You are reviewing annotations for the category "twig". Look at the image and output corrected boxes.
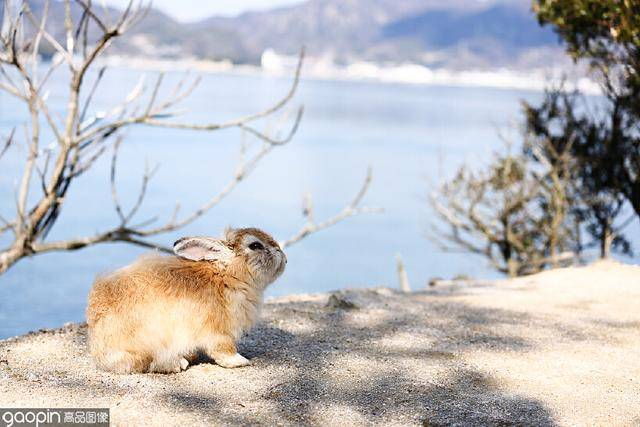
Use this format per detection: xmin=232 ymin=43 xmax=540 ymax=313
xmin=0 ymin=128 xmax=15 ymax=160
xmin=74 ymin=0 xmax=107 ymax=33
xmin=110 ymin=136 xmax=126 ymax=223
xmin=131 ymin=141 xmax=276 ymax=236
xmin=280 ymin=167 xmax=382 ymax=248
xmin=0 ymin=214 xmax=16 ymax=235
xmin=79 ymin=67 xmax=106 ymax=124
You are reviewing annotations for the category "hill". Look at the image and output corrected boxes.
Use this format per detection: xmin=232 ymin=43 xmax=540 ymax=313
xmin=1 ymin=0 xmax=564 ymax=69
xmin=196 ymin=0 xmax=563 ymax=68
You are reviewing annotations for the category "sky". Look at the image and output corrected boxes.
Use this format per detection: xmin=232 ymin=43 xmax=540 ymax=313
xmin=103 ymin=0 xmax=306 ymax=21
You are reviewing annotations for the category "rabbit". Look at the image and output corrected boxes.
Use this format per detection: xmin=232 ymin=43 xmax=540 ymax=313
xmin=86 ymin=227 xmax=286 ymax=374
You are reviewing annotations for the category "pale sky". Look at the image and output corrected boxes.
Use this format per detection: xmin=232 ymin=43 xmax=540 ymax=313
xmin=103 ymin=0 xmax=306 ymax=21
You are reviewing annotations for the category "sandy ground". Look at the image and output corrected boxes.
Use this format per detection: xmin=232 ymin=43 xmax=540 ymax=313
xmin=1 ymin=260 xmax=639 ymax=426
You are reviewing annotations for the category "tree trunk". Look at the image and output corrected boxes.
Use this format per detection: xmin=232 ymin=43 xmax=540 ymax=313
xmin=600 ymin=223 xmax=613 ymax=259
xmin=573 ymin=216 xmax=583 ymax=262
xmin=507 ymin=258 xmax=518 ymax=278
xmin=549 ymin=240 xmax=558 ymax=268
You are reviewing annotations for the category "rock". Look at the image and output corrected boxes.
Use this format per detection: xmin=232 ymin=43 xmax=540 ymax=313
xmin=326 ymin=293 xmax=358 ymax=310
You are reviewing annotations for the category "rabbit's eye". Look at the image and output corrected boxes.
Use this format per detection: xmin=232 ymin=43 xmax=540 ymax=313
xmin=249 ymin=241 xmax=265 ymax=251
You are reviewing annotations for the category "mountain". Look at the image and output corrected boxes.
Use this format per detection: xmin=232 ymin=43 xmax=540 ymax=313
xmin=384 ymin=3 xmax=555 ymax=50
xmin=195 ymin=0 xmax=563 ymax=68
xmin=1 ymin=0 xmax=564 ymax=69
xmin=196 ymin=0 xmax=484 ymax=62
xmin=379 ymin=2 xmax=561 ymax=67
xmin=0 ymin=0 xmax=251 ymax=62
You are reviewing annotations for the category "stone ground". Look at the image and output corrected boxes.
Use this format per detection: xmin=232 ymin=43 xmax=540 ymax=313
xmin=1 ymin=260 xmax=639 ymax=426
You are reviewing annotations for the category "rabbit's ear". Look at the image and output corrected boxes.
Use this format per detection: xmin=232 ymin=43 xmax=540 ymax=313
xmin=173 ymin=237 xmax=234 ymax=263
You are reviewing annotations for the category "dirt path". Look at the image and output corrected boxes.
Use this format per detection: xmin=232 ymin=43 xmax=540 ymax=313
xmin=1 ymin=260 xmax=639 ymax=426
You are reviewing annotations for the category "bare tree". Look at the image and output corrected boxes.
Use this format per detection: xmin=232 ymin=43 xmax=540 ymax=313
xmin=0 ymin=0 xmax=378 ymax=274
xmin=524 ymin=132 xmax=577 ymax=267
xmin=429 ymin=143 xmax=575 ymax=277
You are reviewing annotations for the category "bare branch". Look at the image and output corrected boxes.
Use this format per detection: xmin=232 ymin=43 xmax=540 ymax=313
xmin=16 ymin=101 xmax=41 ymax=231
xmin=612 ymin=213 xmax=638 ymax=235
xmin=76 ymin=49 xmax=305 ymax=146
xmin=132 ymin=141 xmax=276 ymax=236
xmin=29 ymin=0 xmax=48 ymax=86
xmin=36 ymin=54 xmax=64 ymax=93
xmin=145 ymin=72 xmax=164 ymax=116
xmin=35 ymin=148 xmax=52 ymax=195
xmin=79 ymin=67 xmax=106 ymax=124
xmin=35 ymin=93 xmax=63 ymax=143
xmin=0 ymin=63 xmax=24 ymax=98
xmin=64 ymin=0 xmax=74 ymax=54
xmin=69 ymin=142 xmax=106 ymax=178
xmin=80 ymin=75 xmax=145 ymax=133
xmin=239 ymin=106 xmax=304 ymax=146
xmin=0 ymin=79 xmax=26 ymax=100
xmin=0 ymin=128 xmax=16 ymax=160
xmin=23 ymin=6 xmax=74 ymax=67
xmin=30 ymin=227 xmax=172 ymax=254
xmin=0 ymin=216 xmax=16 ymax=236
xmin=0 ymin=3 xmax=372 ymax=276
xmin=233 ymin=47 xmax=305 ymax=124
xmin=280 ymin=168 xmax=382 ymax=248
xmin=74 ymin=0 xmax=107 ymax=33
xmin=124 ymin=160 xmax=158 ymax=225
xmin=109 ymin=136 xmax=126 ymax=224
xmin=155 ymin=74 xmax=201 ymax=111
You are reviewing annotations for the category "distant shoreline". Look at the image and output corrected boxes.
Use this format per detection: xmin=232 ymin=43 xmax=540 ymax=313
xmin=94 ymin=53 xmax=601 ymax=95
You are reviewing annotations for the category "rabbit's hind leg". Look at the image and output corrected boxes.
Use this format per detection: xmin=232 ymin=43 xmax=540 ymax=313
xmin=97 ymin=350 xmax=150 ymax=374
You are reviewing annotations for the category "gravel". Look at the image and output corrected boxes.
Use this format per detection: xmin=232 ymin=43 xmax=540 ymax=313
xmin=1 ymin=260 xmax=639 ymax=426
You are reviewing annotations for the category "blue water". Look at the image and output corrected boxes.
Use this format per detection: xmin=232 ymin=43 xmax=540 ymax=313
xmin=1 ymin=68 xmax=638 ymax=338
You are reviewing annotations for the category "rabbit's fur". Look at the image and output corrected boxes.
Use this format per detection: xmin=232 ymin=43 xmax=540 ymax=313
xmin=86 ymin=227 xmax=286 ymax=374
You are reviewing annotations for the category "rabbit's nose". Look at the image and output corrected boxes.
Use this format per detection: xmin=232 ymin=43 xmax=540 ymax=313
xmin=275 ymin=249 xmax=287 ymax=267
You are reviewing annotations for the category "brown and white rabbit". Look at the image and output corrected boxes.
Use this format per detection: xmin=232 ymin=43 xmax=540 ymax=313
xmin=86 ymin=227 xmax=286 ymax=374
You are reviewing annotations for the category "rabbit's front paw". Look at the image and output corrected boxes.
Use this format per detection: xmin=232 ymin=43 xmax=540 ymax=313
xmin=215 ymin=353 xmax=251 ymax=368
xmin=179 ymin=357 xmax=189 ymax=371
